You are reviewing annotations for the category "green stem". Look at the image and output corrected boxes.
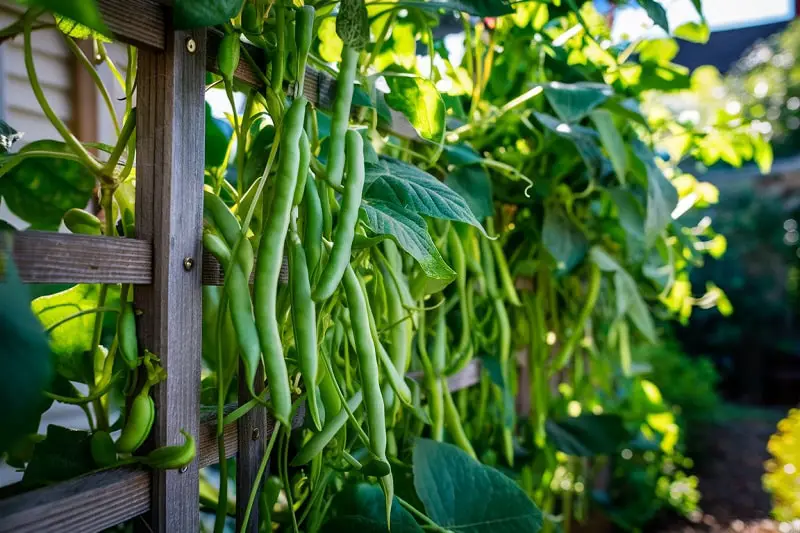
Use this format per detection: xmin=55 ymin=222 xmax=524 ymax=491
xmin=396 ymin=497 xmax=449 ymax=533
xmin=103 ymin=109 xmax=137 ymax=175
xmin=280 ymin=429 xmax=300 ymax=533
xmin=62 ymin=34 xmax=120 ymax=136
xmin=23 ymin=17 xmax=102 ymax=175
xmin=45 ymin=306 xmax=119 ymax=334
xmin=97 ymin=41 xmax=126 ymax=92
xmin=552 ymin=263 xmax=601 ymax=372
xmin=238 ymin=424 xmax=282 ymax=533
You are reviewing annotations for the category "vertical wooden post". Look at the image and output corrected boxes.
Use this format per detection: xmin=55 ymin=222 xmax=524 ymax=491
xmin=236 ymin=364 xmax=268 ymax=532
xmin=135 ymin=27 xmax=206 ymax=532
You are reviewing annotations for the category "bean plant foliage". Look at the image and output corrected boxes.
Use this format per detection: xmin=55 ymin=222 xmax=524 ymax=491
xmin=0 ymin=0 xmax=770 ymax=531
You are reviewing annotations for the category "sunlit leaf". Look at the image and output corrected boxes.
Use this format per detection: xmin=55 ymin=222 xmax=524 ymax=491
xmin=674 ymin=21 xmax=710 ymax=44
xmin=383 ymin=72 xmax=445 ymax=142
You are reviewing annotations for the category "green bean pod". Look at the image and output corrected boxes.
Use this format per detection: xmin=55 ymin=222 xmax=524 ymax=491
xmin=202 ymin=230 xmax=262 ymax=401
xmin=325 ymin=46 xmax=359 ymax=187
xmin=217 ymin=32 xmax=241 ymax=82
xmin=312 ymin=130 xmax=365 ymax=302
xmin=291 ymin=391 xmax=362 ymax=466
xmin=342 ymin=265 xmax=387 ymax=462
xmin=480 ymin=236 xmax=500 ymax=299
xmin=63 ymin=208 xmax=102 ymax=235
xmin=253 ymin=96 xmax=307 ymax=426
xmin=443 ymin=385 xmax=476 ymax=459
xmin=294 ymin=130 xmax=310 ymax=207
xmin=288 ymin=228 xmax=322 ymax=431
xmin=294 ymin=6 xmax=315 ymax=95
xmin=491 ymin=239 xmax=522 ymax=307
xmin=118 ymin=301 xmax=139 ymax=370
xmin=203 ymin=191 xmax=254 ymax=278
xmin=116 ymin=393 xmax=154 ymax=453
xmin=140 ymin=429 xmax=196 ymax=470
xmin=303 ymin=175 xmax=323 ymax=279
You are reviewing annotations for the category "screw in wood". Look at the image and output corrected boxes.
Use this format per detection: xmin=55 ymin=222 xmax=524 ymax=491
xmin=252 ymin=428 xmax=260 ymax=440
xmin=183 ymin=257 xmax=195 ymax=271
xmin=186 ymin=38 xmax=197 ymax=54
xmin=179 ymin=465 xmax=188 ymax=473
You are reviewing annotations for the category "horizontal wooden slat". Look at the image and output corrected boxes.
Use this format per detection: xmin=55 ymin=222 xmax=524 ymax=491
xmin=0 ymin=360 xmax=479 ymax=532
xmin=0 ymin=467 xmax=150 ymax=533
xmin=9 ymin=232 xmax=152 ymax=284
xmin=98 ymin=0 xmax=165 ymax=50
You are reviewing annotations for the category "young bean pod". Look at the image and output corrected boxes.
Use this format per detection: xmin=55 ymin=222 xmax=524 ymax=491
xmin=312 ymin=130 xmax=365 ymax=301
xmin=253 ymin=96 xmax=308 ymax=426
xmin=325 ymin=46 xmax=359 ymax=187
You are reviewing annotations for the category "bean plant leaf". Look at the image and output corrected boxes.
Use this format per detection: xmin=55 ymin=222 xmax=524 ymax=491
xmin=545 ymin=415 xmax=629 ymax=457
xmin=590 ymin=110 xmax=627 ymax=184
xmin=444 ymin=165 xmax=494 ymax=220
xmin=364 ymin=158 xmax=488 ymax=236
xmin=543 ymin=82 xmax=613 ymax=124
xmin=443 ymin=143 xmax=482 ymax=166
xmin=413 ymin=438 xmax=543 ymax=533
xmin=0 ymin=252 xmax=53 ymax=456
xmin=0 ymin=120 xmax=22 ymax=154
xmin=534 ymin=112 xmax=604 ymax=177
xmin=22 ymin=425 xmax=95 ymax=488
xmin=590 ymin=247 xmax=657 ymax=342
xmin=0 ymin=140 xmax=96 ymax=230
xmin=383 ymin=72 xmax=446 ymax=143
xmin=336 ymin=0 xmax=369 ymax=49
xmin=32 ymin=284 xmax=120 ymax=383
xmin=542 ymin=205 xmax=588 ymax=274
xmin=206 ymin=102 xmax=234 ymax=172
xmin=322 ymin=483 xmax=423 ymax=533
xmin=674 ymin=22 xmax=710 ymax=44
xmin=18 ymin=0 xmax=109 ymax=35
xmin=639 ymin=0 xmax=669 ymax=33
xmin=174 ymin=0 xmax=244 ymax=29
xmin=361 ymin=201 xmax=455 ymax=280
xmin=632 ymin=142 xmax=678 ymax=246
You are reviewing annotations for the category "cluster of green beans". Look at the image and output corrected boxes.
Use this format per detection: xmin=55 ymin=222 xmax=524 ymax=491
xmin=199 ymin=3 xmax=620 ymax=531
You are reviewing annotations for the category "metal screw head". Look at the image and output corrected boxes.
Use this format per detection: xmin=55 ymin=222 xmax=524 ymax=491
xmin=179 ymin=465 xmax=189 ymax=473
xmin=183 ymin=257 xmax=195 ymax=271
xmin=186 ymin=38 xmax=197 ymax=54
xmin=252 ymin=428 xmax=260 ymax=440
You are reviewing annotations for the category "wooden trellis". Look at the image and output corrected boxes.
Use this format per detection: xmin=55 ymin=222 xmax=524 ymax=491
xmin=0 ymin=1 xmax=480 ymax=531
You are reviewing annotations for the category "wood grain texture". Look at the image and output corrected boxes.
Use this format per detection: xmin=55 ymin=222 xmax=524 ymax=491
xmin=237 ymin=365 xmax=268 ymax=532
xmin=98 ymin=0 xmax=166 ymax=50
xmin=134 ymin=27 xmax=206 ymax=533
xmin=9 ymin=232 xmax=151 ymax=284
xmin=0 ymin=467 xmax=150 ymax=533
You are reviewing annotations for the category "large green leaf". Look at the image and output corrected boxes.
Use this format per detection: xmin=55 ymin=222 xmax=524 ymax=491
xmin=413 ymin=439 xmax=543 ymax=533
xmin=534 ymin=113 xmax=604 ymax=177
xmin=383 ymin=73 xmax=445 ymax=143
xmin=322 ymin=483 xmax=423 ymax=533
xmin=542 ymin=205 xmax=588 ymax=274
xmin=444 ymin=165 xmax=494 ymax=221
xmin=632 ymin=142 xmax=678 ymax=247
xmin=590 ymin=110 xmax=627 ymax=184
xmin=174 ymin=0 xmax=244 ymax=29
xmin=361 ymin=201 xmax=454 ymax=280
xmin=18 ymin=0 xmax=109 ymax=35
xmin=364 ymin=158 xmax=487 ymax=235
xmin=674 ymin=22 xmax=709 ymax=44
xmin=32 ymin=284 xmax=119 ymax=383
xmin=22 ymin=425 xmax=95 ymax=488
xmin=608 ymin=189 xmax=645 ymax=244
xmin=639 ymin=0 xmax=669 ymax=33
xmin=0 ymin=141 xmax=95 ymax=230
xmin=543 ymin=82 xmax=613 ymax=124
xmin=545 ymin=415 xmax=629 ymax=457
xmin=589 ymin=247 xmax=656 ymax=342
xmin=0 ymin=253 xmax=53 ymax=456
